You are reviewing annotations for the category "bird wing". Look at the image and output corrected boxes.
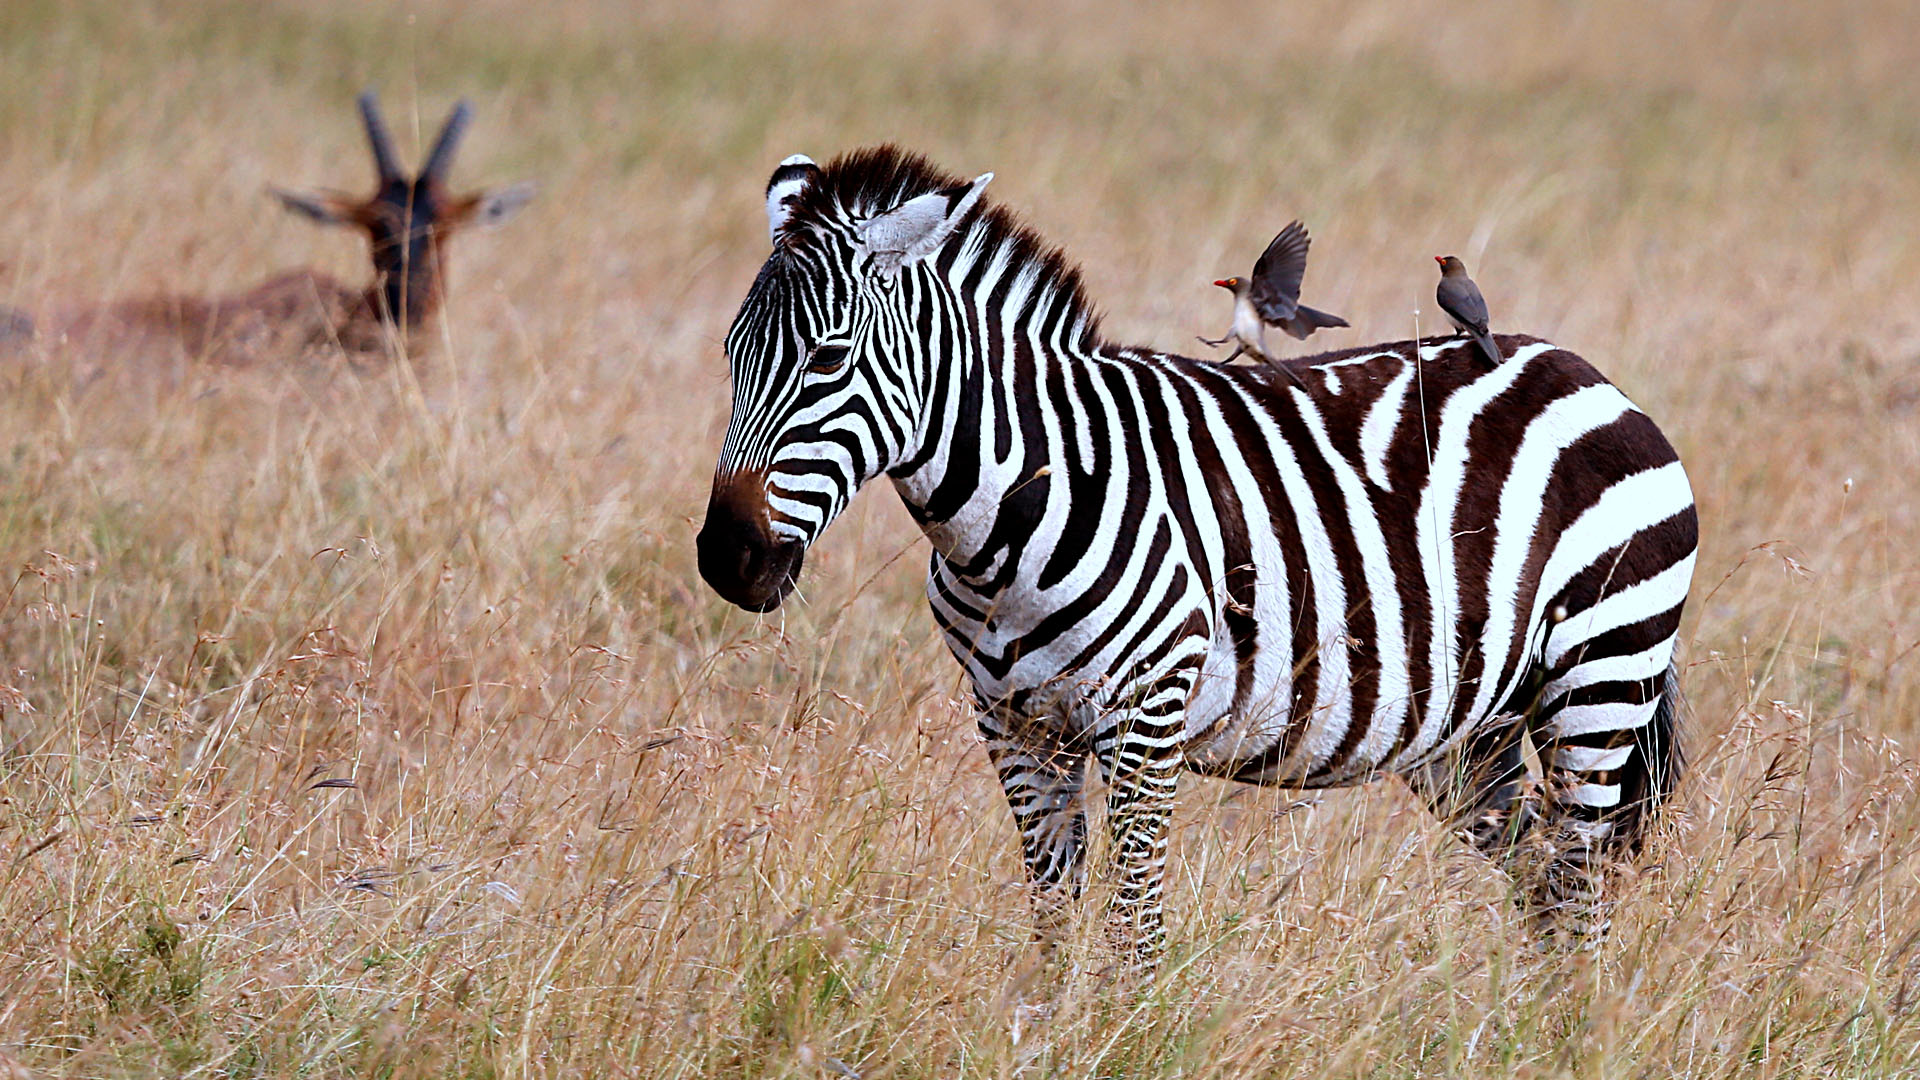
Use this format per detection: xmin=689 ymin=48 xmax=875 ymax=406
xmin=1248 ymin=220 xmax=1310 ymax=323
xmin=1437 ymin=275 xmax=1491 ymax=332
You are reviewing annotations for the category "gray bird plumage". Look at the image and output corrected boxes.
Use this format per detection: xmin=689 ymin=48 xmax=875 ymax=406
xmin=1434 ymin=255 xmax=1502 ymax=366
xmin=1249 ymin=220 xmax=1349 ymax=340
xmin=1200 ymin=220 xmax=1349 ymax=388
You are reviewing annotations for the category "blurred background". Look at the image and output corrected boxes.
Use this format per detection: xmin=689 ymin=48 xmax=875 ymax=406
xmin=2 ymin=1 xmax=1916 ymax=1076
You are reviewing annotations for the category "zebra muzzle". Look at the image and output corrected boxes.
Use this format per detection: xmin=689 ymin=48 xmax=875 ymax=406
xmin=696 ymin=475 xmax=804 ymax=613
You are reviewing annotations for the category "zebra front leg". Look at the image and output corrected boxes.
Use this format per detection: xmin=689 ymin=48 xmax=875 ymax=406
xmin=1093 ymin=675 xmax=1192 ymax=970
xmin=979 ymin=715 xmax=1090 ymax=941
xmin=1101 ymin=742 xmax=1182 ymax=969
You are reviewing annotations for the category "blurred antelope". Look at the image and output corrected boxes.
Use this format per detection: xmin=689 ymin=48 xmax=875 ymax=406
xmin=41 ymin=92 xmax=532 ymax=365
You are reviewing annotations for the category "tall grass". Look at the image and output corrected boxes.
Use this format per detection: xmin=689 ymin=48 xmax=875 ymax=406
xmin=2 ymin=1 xmax=1917 ymax=1075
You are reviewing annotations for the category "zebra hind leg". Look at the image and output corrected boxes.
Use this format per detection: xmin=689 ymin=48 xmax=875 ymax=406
xmin=1523 ymin=659 xmax=1686 ymax=943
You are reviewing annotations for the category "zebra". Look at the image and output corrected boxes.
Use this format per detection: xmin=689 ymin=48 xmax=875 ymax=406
xmin=697 ymin=146 xmax=1698 ymax=967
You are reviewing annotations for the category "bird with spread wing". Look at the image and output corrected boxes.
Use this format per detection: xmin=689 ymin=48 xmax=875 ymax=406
xmin=1200 ymin=220 xmax=1350 ymax=386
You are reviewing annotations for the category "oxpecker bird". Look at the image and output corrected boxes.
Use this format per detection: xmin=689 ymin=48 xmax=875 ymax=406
xmin=1200 ymin=220 xmax=1350 ymax=386
xmin=1434 ymin=255 xmax=1501 ymax=366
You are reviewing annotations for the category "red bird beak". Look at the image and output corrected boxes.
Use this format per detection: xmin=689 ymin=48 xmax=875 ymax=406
xmin=1433 ymin=255 xmax=1446 ymax=265
xmin=1212 ymin=279 xmax=1232 ymax=288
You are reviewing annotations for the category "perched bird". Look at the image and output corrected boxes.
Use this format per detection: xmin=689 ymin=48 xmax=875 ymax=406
xmin=1200 ymin=220 xmax=1349 ymax=385
xmin=1433 ymin=255 xmax=1501 ymax=366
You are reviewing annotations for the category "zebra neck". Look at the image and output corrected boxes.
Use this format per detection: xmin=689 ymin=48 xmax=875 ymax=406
xmin=888 ymin=336 xmax=1086 ymax=576
xmin=882 ymin=234 xmax=1105 ymax=571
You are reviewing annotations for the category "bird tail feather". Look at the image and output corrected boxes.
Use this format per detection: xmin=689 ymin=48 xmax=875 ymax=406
xmin=1298 ymin=304 xmax=1349 ymax=330
xmin=1472 ymin=329 xmax=1502 ymax=365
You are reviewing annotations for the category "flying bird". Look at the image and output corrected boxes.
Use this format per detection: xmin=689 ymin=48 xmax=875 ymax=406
xmin=1433 ymin=255 xmax=1502 ymax=366
xmin=1199 ymin=220 xmax=1349 ymax=386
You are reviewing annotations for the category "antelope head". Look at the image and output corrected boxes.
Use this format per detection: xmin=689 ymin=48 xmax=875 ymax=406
xmin=272 ymin=92 xmax=535 ymax=331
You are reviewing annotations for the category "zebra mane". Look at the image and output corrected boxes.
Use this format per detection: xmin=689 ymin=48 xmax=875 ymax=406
xmin=793 ymin=145 xmax=1105 ymax=347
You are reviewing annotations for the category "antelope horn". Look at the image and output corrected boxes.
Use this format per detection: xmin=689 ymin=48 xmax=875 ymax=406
xmin=357 ymin=90 xmax=403 ymax=183
xmin=421 ymin=99 xmax=474 ymax=182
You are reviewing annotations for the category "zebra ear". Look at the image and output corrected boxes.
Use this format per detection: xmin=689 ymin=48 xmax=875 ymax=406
xmin=766 ymin=154 xmax=819 ymax=244
xmin=856 ymin=172 xmax=993 ymax=276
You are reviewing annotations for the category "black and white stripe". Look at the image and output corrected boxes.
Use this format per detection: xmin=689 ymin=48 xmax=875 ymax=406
xmin=697 ymin=147 xmax=1699 ymax=963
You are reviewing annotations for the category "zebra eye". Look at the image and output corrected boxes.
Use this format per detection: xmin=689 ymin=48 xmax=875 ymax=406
xmin=806 ymin=343 xmax=849 ymax=375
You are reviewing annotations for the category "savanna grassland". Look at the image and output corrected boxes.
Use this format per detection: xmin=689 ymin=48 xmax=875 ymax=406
xmin=2 ymin=1 xmax=1919 ymax=1076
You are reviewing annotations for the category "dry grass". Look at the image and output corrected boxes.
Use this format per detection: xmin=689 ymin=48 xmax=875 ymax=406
xmin=2 ymin=1 xmax=1918 ymax=1076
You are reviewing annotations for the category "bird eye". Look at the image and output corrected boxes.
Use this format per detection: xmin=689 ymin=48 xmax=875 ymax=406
xmin=806 ymin=343 xmax=849 ymax=375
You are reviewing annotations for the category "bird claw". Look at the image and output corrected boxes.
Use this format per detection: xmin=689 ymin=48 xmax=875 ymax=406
xmin=1264 ymin=357 xmax=1309 ymax=391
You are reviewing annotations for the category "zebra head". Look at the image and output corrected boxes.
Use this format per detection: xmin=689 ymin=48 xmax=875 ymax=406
xmin=698 ymin=150 xmax=993 ymax=612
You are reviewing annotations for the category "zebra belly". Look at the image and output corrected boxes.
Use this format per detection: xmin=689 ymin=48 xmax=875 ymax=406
xmin=1184 ymin=581 xmax=1548 ymax=788
xmin=1183 ymin=651 xmax=1526 ymax=789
